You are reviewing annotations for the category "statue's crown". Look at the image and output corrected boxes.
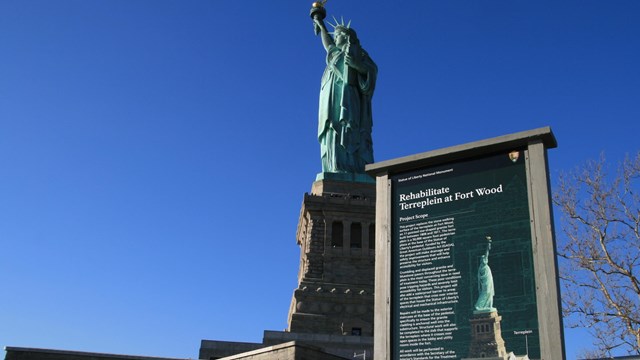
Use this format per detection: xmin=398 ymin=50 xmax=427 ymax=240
xmin=329 ymin=16 xmax=352 ymax=34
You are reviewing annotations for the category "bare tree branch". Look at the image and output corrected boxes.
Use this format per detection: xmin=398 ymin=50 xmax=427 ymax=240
xmin=554 ymin=152 xmax=640 ymax=357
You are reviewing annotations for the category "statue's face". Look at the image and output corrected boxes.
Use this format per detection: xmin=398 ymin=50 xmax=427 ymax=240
xmin=334 ymin=30 xmax=348 ymax=47
xmin=481 ymin=255 xmax=488 ymax=265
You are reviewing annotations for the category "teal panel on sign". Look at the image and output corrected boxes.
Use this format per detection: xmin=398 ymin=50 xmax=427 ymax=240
xmin=391 ymin=151 xmax=540 ymax=360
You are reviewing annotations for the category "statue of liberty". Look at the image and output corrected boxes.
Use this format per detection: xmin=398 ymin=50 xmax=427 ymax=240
xmin=474 ymin=237 xmax=496 ymax=313
xmin=310 ymin=2 xmax=377 ymax=179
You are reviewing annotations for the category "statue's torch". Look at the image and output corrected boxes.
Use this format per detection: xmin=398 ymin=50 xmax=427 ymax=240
xmin=310 ymin=1 xmax=327 ymax=35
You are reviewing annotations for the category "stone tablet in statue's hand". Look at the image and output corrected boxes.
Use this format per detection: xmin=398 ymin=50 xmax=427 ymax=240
xmin=345 ymin=54 xmax=365 ymax=74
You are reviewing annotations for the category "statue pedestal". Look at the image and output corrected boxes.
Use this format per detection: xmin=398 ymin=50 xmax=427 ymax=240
xmin=465 ymin=311 xmax=508 ymax=359
xmin=287 ymin=179 xmax=376 ymax=340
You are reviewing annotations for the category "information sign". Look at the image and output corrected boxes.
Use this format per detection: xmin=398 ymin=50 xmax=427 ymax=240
xmin=391 ymin=151 xmax=540 ymax=360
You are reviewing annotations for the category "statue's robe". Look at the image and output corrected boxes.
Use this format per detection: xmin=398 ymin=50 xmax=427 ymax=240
xmin=475 ymin=262 xmax=495 ymax=311
xmin=318 ymin=43 xmax=377 ymax=174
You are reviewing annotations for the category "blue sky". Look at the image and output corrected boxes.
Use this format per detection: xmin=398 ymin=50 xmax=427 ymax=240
xmin=0 ymin=1 xmax=638 ymax=359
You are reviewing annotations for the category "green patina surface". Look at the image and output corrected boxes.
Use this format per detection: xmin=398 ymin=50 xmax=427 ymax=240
xmin=311 ymin=6 xmax=377 ymax=182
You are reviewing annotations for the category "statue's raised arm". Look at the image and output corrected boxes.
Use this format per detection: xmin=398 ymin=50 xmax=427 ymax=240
xmin=310 ymin=3 xmax=333 ymax=51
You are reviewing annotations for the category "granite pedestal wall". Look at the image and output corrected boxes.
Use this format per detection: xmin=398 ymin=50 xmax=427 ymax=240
xmin=466 ymin=311 xmax=507 ymax=359
xmin=287 ymin=179 xmax=376 ymax=339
